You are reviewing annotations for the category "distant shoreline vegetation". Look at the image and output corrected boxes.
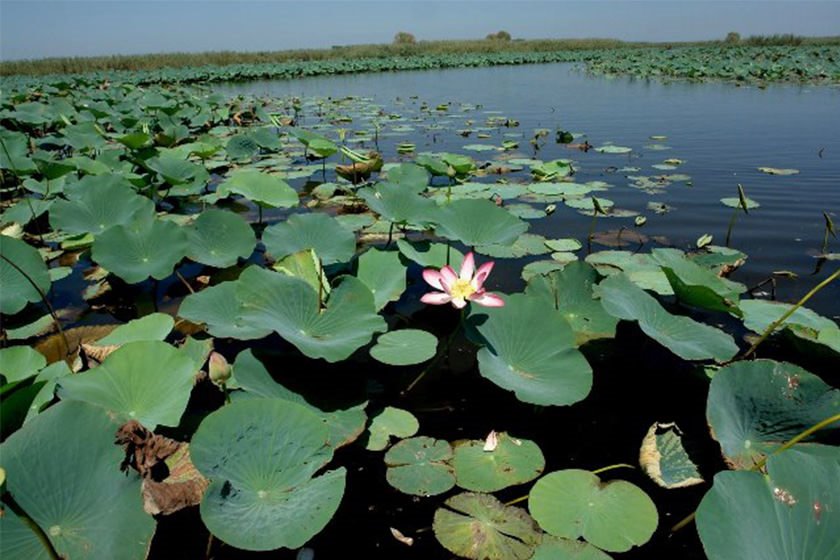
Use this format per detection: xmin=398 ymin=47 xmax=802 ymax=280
xmin=1 ymin=35 xmax=838 ymax=86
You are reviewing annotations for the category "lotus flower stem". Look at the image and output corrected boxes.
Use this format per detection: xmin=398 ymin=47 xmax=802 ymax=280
xmin=0 ymin=253 xmax=70 ymax=359
xmin=1 ymin=493 xmax=61 ymax=560
xmin=740 ymin=266 xmax=840 ymax=360
xmin=725 ymin=207 xmax=740 ymax=247
xmin=591 ymin=463 xmax=636 ymax=475
xmin=402 ymin=309 xmax=464 ymax=396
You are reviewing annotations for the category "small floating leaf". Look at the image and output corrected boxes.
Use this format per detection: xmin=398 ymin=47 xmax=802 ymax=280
xmin=758 ymin=167 xmax=799 ymax=176
xmin=366 ymin=407 xmax=420 ymax=451
xmin=639 ymin=422 xmax=704 ymax=489
xmin=452 ymin=432 xmax=545 ymax=492
xmin=385 ymin=436 xmax=455 ymax=496
xmin=369 ymin=329 xmax=437 ymax=366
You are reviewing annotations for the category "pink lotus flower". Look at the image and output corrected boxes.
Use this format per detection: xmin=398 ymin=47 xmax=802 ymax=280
xmin=421 ymin=252 xmax=505 ymax=309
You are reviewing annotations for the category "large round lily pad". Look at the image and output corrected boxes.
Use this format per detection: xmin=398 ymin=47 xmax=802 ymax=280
xmin=433 ymin=198 xmax=528 ymax=247
xmin=434 ymin=492 xmax=542 ymax=560
xmin=49 ymin=175 xmax=153 ymax=236
xmin=178 ymin=281 xmax=271 ymax=340
xmin=186 ymin=209 xmax=256 ymax=268
xmin=532 ymin=536 xmax=613 ymax=560
xmin=706 ymin=359 xmax=840 ymax=469
xmin=191 ymin=399 xmax=345 ymax=551
xmin=369 ymin=329 xmax=437 ymax=366
xmin=696 ymin=446 xmax=840 ymax=560
xmin=529 ymin=469 xmax=658 ymax=553
xmin=471 ymin=293 xmax=593 ymax=406
xmin=217 ymin=169 xmax=298 ymax=208
xmin=384 ymin=436 xmax=455 ymax=496
xmin=0 ymin=401 xmax=154 ymax=559
xmin=452 ymin=432 xmax=545 ymax=492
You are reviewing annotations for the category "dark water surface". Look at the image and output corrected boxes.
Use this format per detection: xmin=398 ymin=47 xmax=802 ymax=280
xmin=218 ymin=63 xmax=840 ymax=317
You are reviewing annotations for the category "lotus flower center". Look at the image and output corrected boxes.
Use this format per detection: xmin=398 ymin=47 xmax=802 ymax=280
xmin=449 ymin=279 xmax=475 ymax=300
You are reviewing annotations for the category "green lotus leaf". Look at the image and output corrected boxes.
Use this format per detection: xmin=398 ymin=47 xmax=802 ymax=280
xmin=696 ymin=447 xmax=840 ymax=560
xmin=471 ymin=293 xmax=592 ymax=406
xmin=532 ymin=536 xmax=613 ymax=560
xmin=94 ymin=313 xmax=174 ymax=346
xmin=186 ymin=209 xmax=256 ymax=268
xmin=366 ymin=406 xmax=420 ymax=451
xmin=60 ymin=122 xmax=107 ymax=151
xmin=225 ymin=133 xmax=260 ymax=160
xmin=525 ymin=261 xmax=618 ymax=345
xmin=179 ymin=281 xmax=271 ymax=340
xmin=0 ymin=401 xmax=154 ymax=559
xmin=0 ymin=235 xmax=50 ymax=315
xmin=356 ymin=247 xmax=407 ymax=310
xmin=0 ymin=507 xmax=49 ymax=559
xmin=369 ymin=329 xmax=437 ymax=366
xmin=585 ymin=251 xmax=673 ymax=295
xmin=452 ymin=432 xmax=545 ymax=492
xmin=236 ymin=267 xmax=386 ymax=362
xmin=230 ymin=349 xmax=367 ymax=449
xmin=217 ymin=169 xmax=298 ymax=208
xmin=706 ymin=359 xmax=840 ymax=469
xmin=309 ymin=137 xmax=338 ymax=158
xmin=477 ymin=233 xmax=551 ymax=259
xmin=757 ymin=167 xmax=798 ymax=176
xmin=2 ymin=197 xmax=53 ymax=226
xmin=263 ymin=213 xmax=355 ymax=265
xmin=529 ymin=470 xmax=658 ymax=553
xmin=505 ymin=203 xmax=546 ymax=220
xmin=740 ymin=300 xmax=840 ymax=354
xmin=146 ymin=154 xmax=206 ymax=185
xmin=565 ymin=197 xmax=614 ymax=214
xmin=721 ymin=197 xmax=760 ymax=210
xmin=58 ymin=340 xmax=196 ymax=429
xmin=433 ymin=199 xmax=528 ymax=247
xmin=92 ymin=213 xmax=188 ymax=284
xmin=415 ymin=154 xmax=451 ymax=176
xmin=396 ymin=239 xmax=464 ymax=269
xmin=358 ymin=182 xmax=436 ymax=226
xmin=0 ymin=128 xmax=37 ymax=174
xmin=384 ymin=163 xmax=429 ymax=191
xmin=434 ymin=492 xmax=542 ymax=560
xmin=545 ymin=238 xmax=583 ymax=252
xmin=385 ymin=436 xmax=455 ymax=496
xmin=527 ymin=182 xmax=594 ymax=198
xmin=531 ymin=159 xmax=573 ymax=180
xmin=273 ymin=248 xmax=330 ymax=299
xmin=116 ymin=131 xmax=152 ymax=150
xmin=191 ymin=399 xmax=345 ymax=551
xmin=639 ymin=422 xmax=704 ymax=489
xmin=652 ymin=248 xmax=745 ymax=315
xmin=596 ymin=273 xmax=738 ymax=361
xmin=0 ymin=345 xmax=46 ymax=384
xmin=596 ymin=145 xmax=632 ymax=154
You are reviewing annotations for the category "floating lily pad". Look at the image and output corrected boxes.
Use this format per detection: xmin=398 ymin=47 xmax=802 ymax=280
xmin=757 ymin=167 xmax=799 ymax=176
xmin=0 ymin=401 xmax=154 ymax=559
xmin=59 ymin=340 xmax=196 ymax=429
xmin=366 ymin=406 xmax=420 ymax=451
xmin=532 ymin=537 xmax=613 ymax=560
xmin=191 ymin=399 xmax=345 ymax=551
xmin=263 ymin=213 xmax=355 ymax=265
xmin=706 ymin=359 xmax=840 ymax=469
xmin=358 ymin=182 xmax=436 ymax=226
xmin=696 ymin=446 xmax=840 ymax=560
xmin=452 ymin=432 xmax=545 ymax=492
xmin=545 ymin=238 xmax=582 ymax=253
xmin=396 ymin=239 xmax=464 ymax=269
xmin=586 ymin=251 xmax=673 ymax=295
xmin=370 ymin=329 xmax=437 ymax=366
xmin=477 ymin=233 xmax=551 ymax=259
xmin=186 ymin=209 xmax=256 ymax=268
xmin=1 ymin=234 xmax=51 ymax=314
xmin=721 ymin=197 xmax=760 ymax=210
xmin=529 ymin=470 xmax=658 ymax=553
xmin=434 ymin=492 xmax=541 ymax=560
xmin=179 ymin=281 xmax=271 ymax=340
xmin=596 ymin=273 xmax=738 ymax=361
xmin=433 ymin=199 xmax=528 ymax=247
xmin=471 ymin=293 xmax=593 ymax=406
xmin=639 ymin=422 xmax=704 ymax=489
xmin=385 ymin=436 xmax=455 ymax=496
xmin=596 ymin=145 xmax=632 ymax=154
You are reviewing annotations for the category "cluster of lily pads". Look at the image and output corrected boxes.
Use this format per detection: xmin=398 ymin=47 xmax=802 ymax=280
xmin=1 ymin=73 xmax=838 ymax=560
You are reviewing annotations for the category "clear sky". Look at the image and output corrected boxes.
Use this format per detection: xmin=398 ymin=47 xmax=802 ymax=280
xmin=1 ymin=1 xmax=839 ymax=61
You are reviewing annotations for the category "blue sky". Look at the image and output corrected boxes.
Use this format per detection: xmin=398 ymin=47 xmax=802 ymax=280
xmin=2 ymin=1 xmax=839 ymax=61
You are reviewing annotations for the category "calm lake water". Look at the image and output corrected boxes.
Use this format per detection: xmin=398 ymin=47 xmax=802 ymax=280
xmin=218 ymin=63 xmax=840 ymax=317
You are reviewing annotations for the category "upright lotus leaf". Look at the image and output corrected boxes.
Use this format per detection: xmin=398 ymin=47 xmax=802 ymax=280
xmin=92 ymin=213 xmax=188 ymax=284
xmin=273 ymin=249 xmax=330 ymax=299
xmin=706 ymin=360 xmax=840 ymax=469
xmin=366 ymin=406 xmax=420 ymax=451
xmin=529 ymin=470 xmax=658 ymax=553
xmin=471 ymin=293 xmax=593 ymax=406
xmin=369 ymin=329 xmax=438 ymax=366
xmin=358 ymin=182 xmax=436 ymax=226
xmin=186 ymin=209 xmax=256 ymax=268
xmin=532 ymin=537 xmax=613 ymax=560
xmin=652 ymin=248 xmax=745 ymax=315
xmin=179 ymin=281 xmax=272 ymax=340
xmin=0 ymin=345 xmax=46 ymax=384
xmin=308 ymin=137 xmax=338 ymax=158
xmin=236 ymin=267 xmax=386 ymax=362
xmin=415 ymin=154 xmax=451 ymax=177
xmin=191 ymin=399 xmax=346 ymax=551
xmin=452 ymin=432 xmax=545 ymax=492
xmin=0 ymin=128 xmax=36 ymax=174
xmin=217 ymin=169 xmax=298 ymax=208
xmin=385 ymin=436 xmax=455 ymax=496
xmin=146 ymin=154 xmax=205 ymax=185
xmin=0 ymin=235 xmax=50 ymax=314
xmin=94 ymin=313 xmax=174 ymax=346
xmin=2 ymin=197 xmax=53 ymax=226
xmin=433 ymin=199 xmax=528 ymax=247
xmin=356 ymin=247 xmax=407 ymax=310
xmin=230 ymin=349 xmax=367 ymax=449
xmin=58 ymin=340 xmax=196 ymax=430
xmin=639 ymin=422 xmax=704 ymax=489
xmin=396 ymin=239 xmax=464 ymax=269
xmin=0 ymin=507 xmax=50 ymax=559
xmin=441 ymin=153 xmax=476 ymax=176
xmin=225 ymin=134 xmax=260 ymax=160
xmin=434 ymin=492 xmax=542 ymax=560
xmin=385 ymin=163 xmax=430 ymax=191
xmin=525 ymin=261 xmax=618 ymax=345
xmin=596 ymin=273 xmax=738 ymax=362
xmin=60 ymin=122 xmax=107 ymax=151
xmin=696 ymin=447 xmax=840 ymax=560
xmin=0 ymin=401 xmax=154 ymax=559
xmin=740 ymin=300 xmax=840 ymax=355
xmin=262 ymin=213 xmax=355 ymax=266
xmin=585 ymin=251 xmax=673 ymax=296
